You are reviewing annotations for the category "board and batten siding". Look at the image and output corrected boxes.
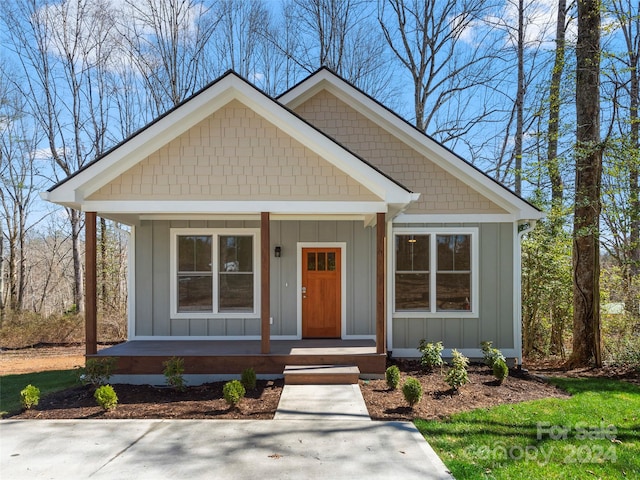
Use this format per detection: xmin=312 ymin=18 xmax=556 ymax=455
xmin=134 ymin=219 xmax=376 ymax=338
xmin=391 ymin=223 xmax=514 ymax=351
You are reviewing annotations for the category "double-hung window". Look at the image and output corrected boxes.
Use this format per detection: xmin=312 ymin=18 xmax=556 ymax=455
xmin=171 ymin=229 xmax=259 ymax=318
xmin=394 ymin=228 xmax=478 ymax=316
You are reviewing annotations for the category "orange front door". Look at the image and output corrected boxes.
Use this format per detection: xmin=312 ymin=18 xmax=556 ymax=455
xmin=302 ymin=248 xmax=341 ymax=338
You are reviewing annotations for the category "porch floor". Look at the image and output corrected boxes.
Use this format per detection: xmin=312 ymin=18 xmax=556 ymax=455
xmin=96 ymin=339 xmax=377 ymax=356
xmin=92 ymin=339 xmax=386 ymax=376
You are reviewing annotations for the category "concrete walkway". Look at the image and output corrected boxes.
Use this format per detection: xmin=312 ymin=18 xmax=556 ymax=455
xmin=0 ymin=385 xmax=455 ymax=480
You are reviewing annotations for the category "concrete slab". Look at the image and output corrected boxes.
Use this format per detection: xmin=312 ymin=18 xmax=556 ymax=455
xmin=0 ymin=419 xmax=454 ymax=480
xmin=275 ymin=384 xmax=370 ymax=420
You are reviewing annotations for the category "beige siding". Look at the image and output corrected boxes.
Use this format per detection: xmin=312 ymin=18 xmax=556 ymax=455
xmin=89 ymin=100 xmax=379 ymax=202
xmin=294 ymin=90 xmax=508 ymax=215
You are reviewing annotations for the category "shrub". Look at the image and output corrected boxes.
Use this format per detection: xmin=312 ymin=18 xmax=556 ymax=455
xmin=241 ymin=367 xmax=257 ymax=390
xmin=493 ymin=358 xmax=509 ymax=384
xmin=445 ymin=349 xmax=470 ymax=392
xmin=418 ymin=340 xmax=444 ymax=370
xmin=94 ymin=385 xmax=118 ymax=410
xmin=385 ymin=365 xmax=401 ymax=389
xmin=163 ymin=356 xmax=186 ymax=391
xmin=223 ymin=380 xmax=246 ymax=407
xmin=78 ymin=357 xmax=117 ymax=387
xmin=481 ymin=341 xmax=506 ymax=369
xmin=20 ymin=384 xmax=40 ymax=410
xmin=402 ymin=377 xmax=423 ymax=407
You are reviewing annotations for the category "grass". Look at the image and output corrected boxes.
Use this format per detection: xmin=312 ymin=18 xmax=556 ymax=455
xmin=415 ymin=378 xmax=640 ymax=479
xmin=0 ymin=369 xmax=78 ymax=417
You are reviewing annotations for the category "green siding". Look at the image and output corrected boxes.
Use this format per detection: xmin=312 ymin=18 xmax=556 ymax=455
xmin=392 ymin=223 xmax=515 ymax=352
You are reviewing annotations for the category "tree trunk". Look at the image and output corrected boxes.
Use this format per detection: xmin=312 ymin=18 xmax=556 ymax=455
xmin=547 ymin=0 xmax=567 ymax=356
xmin=568 ymin=0 xmax=602 ymax=368
xmin=70 ymin=209 xmax=84 ymax=313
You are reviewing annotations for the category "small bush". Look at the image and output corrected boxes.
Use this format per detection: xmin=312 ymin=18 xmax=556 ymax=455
xmin=241 ymin=367 xmax=257 ymax=390
xmin=223 ymin=380 xmax=246 ymax=407
xmin=445 ymin=349 xmax=470 ymax=392
xmin=163 ymin=356 xmax=186 ymax=391
xmin=402 ymin=377 xmax=423 ymax=407
xmin=94 ymin=385 xmax=118 ymax=410
xmin=493 ymin=358 xmax=509 ymax=384
xmin=78 ymin=357 xmax=117 ymax=387
xmin=385 ymin=365 xmax=401 ymax=389
xmin=20 ymin=384 xmax=40 ymax=410
xmin=418 ymin=340 xmax=444 ymax=370
xmin=481 ymin=341 xmax=506 ymax=369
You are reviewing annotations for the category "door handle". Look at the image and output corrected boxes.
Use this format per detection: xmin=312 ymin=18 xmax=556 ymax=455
xmin=302 ymin=286 xmax=307 ymax=299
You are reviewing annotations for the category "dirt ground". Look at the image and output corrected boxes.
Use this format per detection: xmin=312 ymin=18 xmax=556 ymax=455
xmin=1 ymin=346 xmax=637 ymax=420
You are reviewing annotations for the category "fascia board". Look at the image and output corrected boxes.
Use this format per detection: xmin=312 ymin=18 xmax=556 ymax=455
xmin=81 ymin=200 xmax=389 ymax=215
xmin=281 ymin=71 xmax=542 ymax=218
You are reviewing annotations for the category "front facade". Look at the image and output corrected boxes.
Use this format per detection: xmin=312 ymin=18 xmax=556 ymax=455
xmin=42 ymin=68 xmax=543 ymax=379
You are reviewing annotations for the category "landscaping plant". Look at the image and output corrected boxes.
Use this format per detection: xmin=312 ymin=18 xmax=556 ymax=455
xmin=241 ymin=367 xmax=257 ymax=390
xmin=418 ymin=340 xmax=444 ymax=370
xmin=223 ymin=380 xmax=246 ymax=407
xmin=163 ymin=356 xmax=186 ymax=391
xmin=444 ymin=349 xmax=469 ymax=392
xmin=20 ymin=384 xmax=40 ymax=410
xmin=402 ymin=377 xmax=423 ymax=407
xmin=94 ymin=385 xmax=118 ymax=410
xmin=480 ymin=341 xmax=505 ymax=369
xmin=385 ymin=365 xmax=401 ymax=389
xmin=492 ymin=358 xmax=509 ymax=384
xmin=78 ymin=357 xmax=117 ymax=387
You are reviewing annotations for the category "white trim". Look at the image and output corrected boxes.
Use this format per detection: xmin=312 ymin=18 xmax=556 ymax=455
xmin=83 ymin=200 xmax=389 ymax=215
xmin=514 ymin=220 xmax=537 ymax=363
xmin=137 ymin=213 xmax=370 ymax=222
xmin=394 ymin=213 xmax=518 ymax=224
xmin=169 ymin=228 xmax=261 ymax=319
xmin=392 ymin=227 xmax=479 ymax=318
xmin=296 ymin=242 xmax=347 ymax=340
xmin=127 ymin=226 xmax=135 ymax=340
xmin=391 ymin=348 xmax=520 ymax=359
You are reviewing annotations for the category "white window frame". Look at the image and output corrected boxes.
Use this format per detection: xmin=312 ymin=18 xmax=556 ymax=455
xmin=392 ymin=227 xmax=479 ymax=318
xmin=170 ymin=228 xmax=260 ymax=319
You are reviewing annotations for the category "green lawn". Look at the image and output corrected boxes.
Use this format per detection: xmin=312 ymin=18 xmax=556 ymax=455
xmin=0 ymin=369 xmax=78 ymax=417
xmin=415 ymin=378 xmax=640 ymax=479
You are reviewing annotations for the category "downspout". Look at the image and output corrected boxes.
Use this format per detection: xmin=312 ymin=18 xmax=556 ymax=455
xmin=514 ymin=219 xmax=537 ymax=368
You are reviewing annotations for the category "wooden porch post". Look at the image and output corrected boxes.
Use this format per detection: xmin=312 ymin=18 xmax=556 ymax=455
xmin=261 ymin=212 xmax=271 ymax=354
xmin=85 ymin=211 xmax=97 ymax=356
xmin=376 ymin=212 xmax=386 ymax=354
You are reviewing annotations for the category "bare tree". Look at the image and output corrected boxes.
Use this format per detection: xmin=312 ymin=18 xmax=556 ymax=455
xmin=0 ymin=77 xmax=44 ymax=314
xmin=120 ymin=0 xmax=220 ymax=116
xmin=568 ymin=0 xmax=602 ymax=368
xmin=378 ymin=0 xmax=499 ymax=140
xmin=3 ymin=0 xmax=120 ymax=312
xmin=283 ymin=0 xmax=394 ymax=100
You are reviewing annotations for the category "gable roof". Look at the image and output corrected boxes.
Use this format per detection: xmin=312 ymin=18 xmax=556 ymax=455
xmin=278 ymin=67 xmax=544 ymax=222
xmin=42 ymin=70 xmax=418 ymax=220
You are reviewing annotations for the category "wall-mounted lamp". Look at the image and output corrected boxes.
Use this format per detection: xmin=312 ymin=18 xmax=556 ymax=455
xmin=274 ymin=246 xmax=282 ymax=258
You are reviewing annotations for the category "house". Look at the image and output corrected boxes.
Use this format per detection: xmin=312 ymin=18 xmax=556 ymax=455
xmin=42 ymin=68 xmax=544 ymax=383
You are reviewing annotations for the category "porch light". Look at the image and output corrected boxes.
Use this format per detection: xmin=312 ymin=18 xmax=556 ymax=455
xmin=274 ymin=245 xmax=282 ymax=258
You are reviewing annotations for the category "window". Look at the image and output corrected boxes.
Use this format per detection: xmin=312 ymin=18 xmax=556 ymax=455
xmin=394 ymin=228 xmax=478 ymax=316
xmin=171 ymin=229 xmax=259 ymax=317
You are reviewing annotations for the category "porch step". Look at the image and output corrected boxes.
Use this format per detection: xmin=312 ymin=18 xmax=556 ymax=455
xmin=283 ymin=365 xmax=360 ymax=385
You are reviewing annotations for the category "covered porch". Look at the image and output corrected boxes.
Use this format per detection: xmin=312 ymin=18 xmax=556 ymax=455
xmin=90 ymin=338 xmax=386 ymax=376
